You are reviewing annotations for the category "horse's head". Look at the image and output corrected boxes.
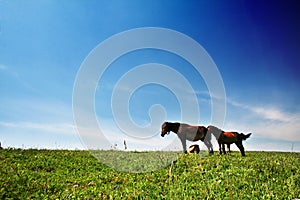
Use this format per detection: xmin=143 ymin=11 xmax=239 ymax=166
xmin=161 ymin=122 xmax=170 ymax=137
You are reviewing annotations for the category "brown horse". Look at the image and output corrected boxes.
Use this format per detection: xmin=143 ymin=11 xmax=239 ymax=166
xmin=161 ymin=122 xmax=213 ymax=154
xmin=207 ymin=125 xmax=251 ymax=156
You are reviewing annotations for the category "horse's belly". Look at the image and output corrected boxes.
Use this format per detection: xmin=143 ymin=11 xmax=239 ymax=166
xmin=186 ymin=135 xmax=203 ymax=141
xmin=221 ymin=138 xmax=237 ymax=143
xmin=185 ymin=129 xmax=204 ymax=141
xmin=179 ymin=126 xmax=203 ymax=141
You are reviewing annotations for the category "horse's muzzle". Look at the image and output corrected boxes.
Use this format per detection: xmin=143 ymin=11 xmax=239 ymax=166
xmin=161 ymin=131 xmax=169 ymax=137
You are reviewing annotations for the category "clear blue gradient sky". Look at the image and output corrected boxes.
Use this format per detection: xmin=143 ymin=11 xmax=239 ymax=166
xmin=1 ymin=0 xmax=300 ymax=151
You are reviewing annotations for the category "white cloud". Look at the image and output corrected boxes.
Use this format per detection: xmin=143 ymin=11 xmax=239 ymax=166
xmin=224 ymin=98 xmax=300 ymax=143
xmin=0 ymin=64 xmax=7 ymax=70
xmin=261 ymin=119 xmax=300 ymax=141
xmin=224 ymin=118 xmax=300 ymax=142
xmin=227 ymin=98 xmax=248 ymax=109
xmin=0 ymin=121 xmax=76 ymax=135
xmin=227 ymin=98 xmax=297 ymax=122
xmin=250 ymin=107 xmax=296 ymax=122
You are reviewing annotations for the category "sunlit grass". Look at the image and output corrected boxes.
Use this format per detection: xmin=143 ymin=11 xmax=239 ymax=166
xmin=1 ymin=149 xmax=299 ymax=199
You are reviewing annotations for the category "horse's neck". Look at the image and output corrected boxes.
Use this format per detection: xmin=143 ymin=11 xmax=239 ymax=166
xmin=209 ymin=126 xmax=223 ymax=136
xmin=209 ymin=125 xmax=222 ymax=131
xmin=170 ymin=122 xmax=180 ymax=133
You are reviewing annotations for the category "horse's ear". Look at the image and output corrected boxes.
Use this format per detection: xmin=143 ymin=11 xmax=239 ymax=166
xmin=162 ymin=121 xmax=168 ymax=126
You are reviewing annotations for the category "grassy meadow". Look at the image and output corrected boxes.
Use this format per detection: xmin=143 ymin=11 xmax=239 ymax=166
xmin=1 ymin=148 xmax=299 ymax=199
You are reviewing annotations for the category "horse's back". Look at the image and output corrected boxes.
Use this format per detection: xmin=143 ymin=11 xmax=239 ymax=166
xmin=178 ymin=123 xmax=205 ymax=141
xmin=219 ymin=132 xmax=238 ymax=143
xmin=223 ymin=132 xmax=238 ymax=138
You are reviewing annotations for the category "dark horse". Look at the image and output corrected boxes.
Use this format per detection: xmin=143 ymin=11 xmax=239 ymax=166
xmin=161 ymin=122 xmax=213 ymax=154
xmin=207 ymin=125 xmax=251 ymax=156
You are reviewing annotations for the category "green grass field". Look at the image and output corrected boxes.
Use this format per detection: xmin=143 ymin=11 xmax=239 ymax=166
xmin=1 ymin=149 xmax=299 ymax=199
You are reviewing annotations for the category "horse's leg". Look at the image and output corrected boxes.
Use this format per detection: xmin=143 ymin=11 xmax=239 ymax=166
xmin=227 ymin=144 xmax=231 ymax=153
xmin=239 ymin=143 xmax=245 ymax=156
xmin=235 ymin=141 xmax=245 ymax=156
xmin=203 ymin=131 xmax=213 ymax=154
xmin=218 ymin=142 xmax=222 ymax=154
xmin=204 ymin=139 xmax=214 ymax=154
xmin=180 ymin=137 xmax=187 ymax=154
xmin=221 ymin=143 xmax=226 ymax=154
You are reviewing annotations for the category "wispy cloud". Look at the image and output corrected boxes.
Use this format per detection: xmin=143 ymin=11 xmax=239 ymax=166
xmin=225 ymin=117 xmax=300 ymax=142
xmin=0 ymin=121 xmax=75 ymax=135
xmin=224 ymin=98 xmax=300 ymax=142
xmin=0 ymin=64 xmax=8 ymax=70
xmin=250 ymin=107 xmax=296 ymax=122
xmin=0 ymin=64 xmax=39 ymax=93
xmin=227 ymin=98 xmax=297 ymax=122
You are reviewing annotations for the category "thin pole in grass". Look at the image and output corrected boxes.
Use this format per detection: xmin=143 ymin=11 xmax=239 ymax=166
xmin=124 ymin=140 xmax=127 ymax=150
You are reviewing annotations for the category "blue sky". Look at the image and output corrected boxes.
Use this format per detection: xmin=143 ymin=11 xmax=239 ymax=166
xmin=1 ymin=0 xmax=300 ymax=151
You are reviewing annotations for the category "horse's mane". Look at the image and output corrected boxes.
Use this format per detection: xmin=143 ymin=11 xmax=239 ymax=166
xmin=208 ymin=125 xmax=223 ymax=132
xmin=207 ymin=125 xmax=224 ymax=138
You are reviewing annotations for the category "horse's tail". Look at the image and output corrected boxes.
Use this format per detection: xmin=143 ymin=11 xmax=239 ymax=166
xmin=241 ymin=133 xmax=252 ymax=140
